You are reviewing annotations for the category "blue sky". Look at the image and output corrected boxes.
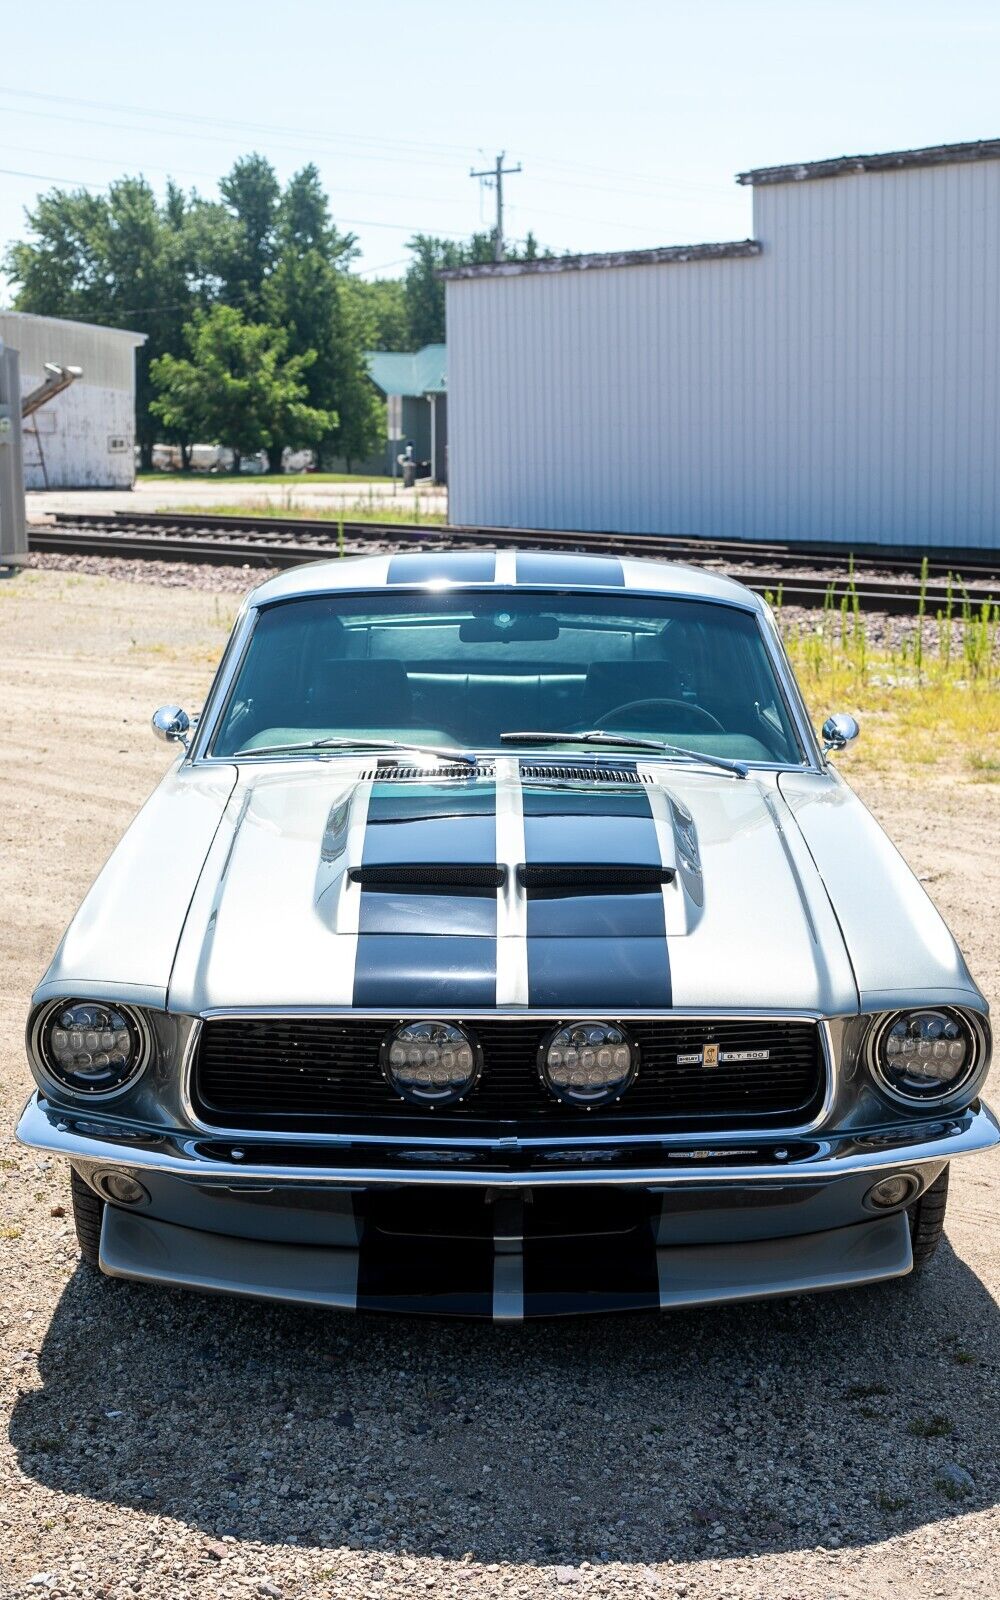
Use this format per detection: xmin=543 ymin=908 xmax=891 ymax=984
xmin=2 ymin=0 xmax=1000 ymax=296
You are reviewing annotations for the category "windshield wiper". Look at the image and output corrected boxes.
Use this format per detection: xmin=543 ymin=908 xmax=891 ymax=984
xmin=233 ymin=736 xmax=479 ymax=768
xmin=499 ymin=730 xmax=748 ymax=779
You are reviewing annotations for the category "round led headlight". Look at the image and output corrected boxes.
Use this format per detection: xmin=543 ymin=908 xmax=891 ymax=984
xmin=34 ymin=999 xmax=151 ymax=1098
xmin=539 ymin=1021 xmax=637 ymax=1107
xmin=381 ymin=1021 xmax=480 ymax=1106
xmin=868 ymin=1008 xmax=983 ymax=1105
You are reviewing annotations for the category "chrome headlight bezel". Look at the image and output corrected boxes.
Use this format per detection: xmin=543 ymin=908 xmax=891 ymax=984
xmin=29 ymin=998 xmax=154 ymax=1102
xmin=865 ymin=1006 xmax=989 ymax=1109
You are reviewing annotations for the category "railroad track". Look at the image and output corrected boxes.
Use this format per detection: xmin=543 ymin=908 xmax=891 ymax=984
xmin=26 ymin=510 xmax=1000 ymax=616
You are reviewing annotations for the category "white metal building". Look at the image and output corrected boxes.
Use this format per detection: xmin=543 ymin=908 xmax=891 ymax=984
xmin=443 ymin=138 xmax=1000 ymax=548
xmin=0 ymin=312 xmax=146 ymax=490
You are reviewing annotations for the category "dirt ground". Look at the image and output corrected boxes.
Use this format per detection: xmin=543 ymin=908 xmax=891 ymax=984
xmin=1 ymin=567 xmax=998 ymax=1600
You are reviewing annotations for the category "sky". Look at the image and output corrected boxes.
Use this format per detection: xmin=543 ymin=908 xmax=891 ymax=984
xmin=3 ymin=0 xmax=1000 ymax=301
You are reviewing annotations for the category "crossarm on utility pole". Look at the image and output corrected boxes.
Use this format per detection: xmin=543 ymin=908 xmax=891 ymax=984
xmin=469 ymin=152 xmax=523 ymax=261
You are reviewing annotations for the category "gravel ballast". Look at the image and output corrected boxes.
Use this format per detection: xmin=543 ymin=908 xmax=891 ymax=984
xmin=1 ymin=568 xmax=997 ymax=1600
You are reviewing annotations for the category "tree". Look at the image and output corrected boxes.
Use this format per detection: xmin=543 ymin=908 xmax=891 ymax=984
xmin=262 ymin=166 xmax=380 ymax=471
xmin=218 ymin=154 xmax=281 ymax=314
xmin=350 ymin=277 xmax=411 ymax=351
xmin=402 ymin=231 xmax=549 ymax=345
xmin=4 ymin=176 xmax=236 ymax=467
xmin=150 ymin=305 xmax=334 ymax=472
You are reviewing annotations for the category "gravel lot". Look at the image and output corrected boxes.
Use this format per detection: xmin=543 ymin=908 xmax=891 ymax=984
xmin=1 ymin=566 xmax=998 ymax=1600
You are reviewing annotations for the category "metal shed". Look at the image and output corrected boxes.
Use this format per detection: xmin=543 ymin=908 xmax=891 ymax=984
xmin=0 ymin=311 xmax=146 ymax=490
xmin=443 ymin=138 xmax=1000 ymax=548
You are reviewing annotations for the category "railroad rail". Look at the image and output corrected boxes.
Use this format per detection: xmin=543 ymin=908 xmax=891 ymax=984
xmin=26 ymin=510 xmax=1000 ymax=616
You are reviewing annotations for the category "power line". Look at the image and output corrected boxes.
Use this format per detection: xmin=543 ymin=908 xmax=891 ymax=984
xmin=470 ymin=152 xmax=522 ymax=262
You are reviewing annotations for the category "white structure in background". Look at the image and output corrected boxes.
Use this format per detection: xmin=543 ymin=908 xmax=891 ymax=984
xmin=0 ymin=312 xmax=146 ymax=490
xmin=444 ymin=138 xmax=1000 ymax=549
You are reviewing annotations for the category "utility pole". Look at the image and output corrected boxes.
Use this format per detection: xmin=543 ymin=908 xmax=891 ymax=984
xmin=470 ymin=152 xmax=522 ymax=261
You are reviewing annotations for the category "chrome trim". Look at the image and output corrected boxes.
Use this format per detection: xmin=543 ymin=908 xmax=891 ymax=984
xmin=178 ymin=1011 xmax=837 ymax=1148
xmin=28 ymin=998 xmax=154 ymax=1104
xmin=17 ymin=1091 xmax=999 ymax=1186
xmin=865 ymin=1007 xmax=989 ymax=1110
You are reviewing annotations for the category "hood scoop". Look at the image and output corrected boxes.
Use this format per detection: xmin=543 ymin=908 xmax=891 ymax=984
xmin=519 ymin=762 xmax=652 ymax=784
xmin=349 ymin=863 xmax=505 ymax=888
xmin=517 ymin=863 xmax=675 ymax=890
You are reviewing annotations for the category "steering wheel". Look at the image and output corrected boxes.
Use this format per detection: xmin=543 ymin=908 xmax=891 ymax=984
xmin=592 ymin=697 xmax=726 ymax=735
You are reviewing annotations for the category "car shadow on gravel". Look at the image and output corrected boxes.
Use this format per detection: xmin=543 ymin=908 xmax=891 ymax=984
xmin=10 ymin=1240 xmax=999 ymax=1567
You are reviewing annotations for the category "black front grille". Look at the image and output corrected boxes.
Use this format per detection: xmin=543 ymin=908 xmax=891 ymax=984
xmin=192 ymin=1017 xmax=826 ymax=1136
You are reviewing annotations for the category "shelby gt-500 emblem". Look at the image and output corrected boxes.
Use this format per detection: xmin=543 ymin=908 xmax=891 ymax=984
xmin=16 ymin=549 xmax=997 ymax=1319
xmin=677 ymin=1044 xmax=771 ymax=1066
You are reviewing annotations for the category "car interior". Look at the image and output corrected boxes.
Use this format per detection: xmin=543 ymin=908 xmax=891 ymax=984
xmin=212 ymin=591 xmax=803 ymax=764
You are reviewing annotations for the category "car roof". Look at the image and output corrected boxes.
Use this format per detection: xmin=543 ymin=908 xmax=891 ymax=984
xmin=248 ymin=549 xmax=764 ymax=612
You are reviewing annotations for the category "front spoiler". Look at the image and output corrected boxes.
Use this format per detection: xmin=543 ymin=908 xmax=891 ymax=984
xmin=15 ymin=1092 xmax=1000 ymax=1188
xmin=98 ymin=1204 xmax=913 ymax=1319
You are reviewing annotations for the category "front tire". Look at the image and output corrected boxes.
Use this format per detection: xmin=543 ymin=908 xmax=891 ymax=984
xmin=70 ymin=1170 xmax=104 ymax=1267
xmin=908 ymin=1166 xmax=949 ymax=1271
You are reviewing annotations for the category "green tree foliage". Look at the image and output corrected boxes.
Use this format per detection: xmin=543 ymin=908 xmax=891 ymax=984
xmin=403 ymin=231 xmax=548 ymax=345
xmin=348 ymin=277 xmax=409 ymax=352
xmin=261 ymin=165 xmax=382 ymax=470
xmin=4 ymin=154 xmax=553 ymax=473
xmin=149 ymin=305 xmax=334 ymax=471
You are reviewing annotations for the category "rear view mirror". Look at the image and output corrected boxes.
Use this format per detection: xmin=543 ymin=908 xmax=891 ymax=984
xmin=459 ymin=612 xmax=560 ymax=642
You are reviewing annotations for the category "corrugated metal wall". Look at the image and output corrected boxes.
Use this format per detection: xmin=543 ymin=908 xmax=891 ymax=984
xmin=446 ymin=161 xmax=1000 ymax=547
xmin=0 ymin=313 xmax=143 ymax=489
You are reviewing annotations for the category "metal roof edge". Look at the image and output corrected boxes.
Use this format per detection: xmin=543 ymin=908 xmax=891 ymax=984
xmin=737 ymin=137 xmax=1000 ymax=186
xmin=0 ymin=309 xmax=147 ymax=344
xmin=438 ymin=240 xmax=762 ymax=281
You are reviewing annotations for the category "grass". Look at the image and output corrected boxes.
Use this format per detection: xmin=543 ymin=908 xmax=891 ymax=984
xmin=907 ymin=1413 xmax=954 ymax=1438
xmin=771 ymin=561 xmax=1000 ymax=777
xmin=159 ymin=497 xmax=447 ymax=526
xmin=139 ymin=469 xmax=393 ymax=485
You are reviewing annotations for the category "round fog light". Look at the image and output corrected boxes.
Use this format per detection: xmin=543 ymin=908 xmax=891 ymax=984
xmin=381 ymin=1021 xmax=481 ymax=1106
xmin=539 ymin=1021 xmax=637 ymax=1107
xmin=864 ymin=1173 xmax=920 ymax=1211
xmin=97 ymin=1171 xmax=149 ymax=1206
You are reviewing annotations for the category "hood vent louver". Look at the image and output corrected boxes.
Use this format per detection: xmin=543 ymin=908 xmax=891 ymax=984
xmin=519 ymin=762 xmax=652 ymax=785
xmin=360 ymin=762 xmax=496 ymax=782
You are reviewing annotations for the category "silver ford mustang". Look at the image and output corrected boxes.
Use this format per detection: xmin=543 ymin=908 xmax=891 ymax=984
xmin=17 ymin=551 xmax=998 ymax=1318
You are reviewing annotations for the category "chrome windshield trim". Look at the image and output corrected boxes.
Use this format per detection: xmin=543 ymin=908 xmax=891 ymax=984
xmin=17 ymin=1092 xmax=999 ymax=1187
xmin=177 ymin=1013 xmax=837 ymax=1149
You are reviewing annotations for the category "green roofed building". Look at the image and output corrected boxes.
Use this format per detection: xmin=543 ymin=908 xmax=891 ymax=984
xmin=366 ymin=344 xmax=447 ymax=483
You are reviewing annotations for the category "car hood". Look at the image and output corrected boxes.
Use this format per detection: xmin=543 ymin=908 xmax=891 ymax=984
xmin=165 ymin=760 xmax=863 ymax=1015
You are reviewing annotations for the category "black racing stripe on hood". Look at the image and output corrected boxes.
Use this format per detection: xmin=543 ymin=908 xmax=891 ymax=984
xmin=514 ymin=552 xmax=625 ymax=587
xmin=526 ymin=935 xmax=672 ymax=1008
xmin=356 ymin=782 xmax=500 ymax=939
xmin=352 ymin=933 xmax=498 ymax=1007
xmin=386 ymin=552 xmax=496 ymax=584
xmin=521 ymin=778 xmax=672 ymax=1006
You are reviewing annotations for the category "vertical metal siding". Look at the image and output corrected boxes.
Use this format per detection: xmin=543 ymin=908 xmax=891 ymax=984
xmin=447 ymin=161 xmax=1000 ymax=547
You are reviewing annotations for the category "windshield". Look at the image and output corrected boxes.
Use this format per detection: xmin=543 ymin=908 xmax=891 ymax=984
xmin=210 ymin=590 xmax=804 ymax=764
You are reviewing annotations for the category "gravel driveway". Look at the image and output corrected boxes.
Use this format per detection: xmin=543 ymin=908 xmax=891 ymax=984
xmin=1 ymin=569 xmax=997 ymax=1600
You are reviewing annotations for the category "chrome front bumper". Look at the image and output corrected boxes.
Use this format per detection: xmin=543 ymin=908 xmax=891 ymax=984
xmin=19 ymin=1093 xmax=997 ymax=1317
xmin=15 ymin=1092 xmax=1000 ymax=1188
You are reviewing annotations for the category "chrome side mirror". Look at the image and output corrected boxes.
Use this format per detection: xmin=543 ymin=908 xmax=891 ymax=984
xmin=152 ymin=705 xmax=191 ymax=749
xmin=822 ymin=712 xmax=860 ymax=753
